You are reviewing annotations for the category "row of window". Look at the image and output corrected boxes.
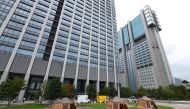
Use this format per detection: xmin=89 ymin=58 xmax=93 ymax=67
xmin=0 ymin=0 xmax=116 ymax=67
xmin=0 ymin=0 xmax=15 ymax=26
xmin=134 ymin=41 xmax=152 ymax=66
xmin=0 ymin=0 xmax=33 ymax=56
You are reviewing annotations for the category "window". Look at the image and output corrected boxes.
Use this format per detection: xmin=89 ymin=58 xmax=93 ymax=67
xmin=131 ymin=15 xmax=145 ymax=40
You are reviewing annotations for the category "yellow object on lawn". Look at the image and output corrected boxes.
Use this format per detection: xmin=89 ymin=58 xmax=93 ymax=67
xmin=97 ymin=95 xmax=108 ymax=103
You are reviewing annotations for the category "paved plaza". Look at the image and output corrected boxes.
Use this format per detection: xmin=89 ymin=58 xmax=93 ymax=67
xmin=157 ymin=102 xmax=190 ymax=109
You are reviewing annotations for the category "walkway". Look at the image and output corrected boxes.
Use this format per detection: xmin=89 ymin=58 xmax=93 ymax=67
xmin=157 ymin=103 xmax=190 ymax=109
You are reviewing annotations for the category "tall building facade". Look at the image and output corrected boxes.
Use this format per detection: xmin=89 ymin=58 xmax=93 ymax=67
xmin=117 ymin=6 xmax=174 ymax=91
xmin=0 ymin=0 xmax=118 ymax=100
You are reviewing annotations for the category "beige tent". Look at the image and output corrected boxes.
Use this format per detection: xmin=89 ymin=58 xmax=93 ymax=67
xmin=51 ymin=98 xmax=76 ymax=109
xmin=136 ymin=96 xmax=158 ymax=109
xmin=106 ymin=98 xmax=128 ymax=109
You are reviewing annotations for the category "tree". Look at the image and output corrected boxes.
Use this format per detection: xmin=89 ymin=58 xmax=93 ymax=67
xmin=129 ymin=85 xmax=189 ymax=100
xmin=86 ymin=84 xmax=97 ymax=100
xmin=146 ymin=88 xmax=157 ymax=98
xmin=0 ymin=83 xmax=5 ymax=101
xmin=155 ymin=86 xmax=164 ymax=99
xmin=186 ymin=89 xmax=190 ymax=100
xmin=63 ymin=83 xmax=76 ymax=98
xmin=43 ymin=78 xmax=62 ymax=104
xmin=136 ymin=86 xmax=147 ymax=97
xmin=182 ymin=80 xmax=189 ymax=84
xmin=61 ymin=86 xmax=66 ymax=98
xmin=99 ymin=87 xmax=110 ymax=96
xmin=0 ymin=77 xmax=25 ymax=105
xmin=169 ymin=85 xmax=187 ymax=100
xmin=162 ymin=86 xmax=176 ymax=100
xmin=109 ymin=86 xmax=117 ymax=98
xmin=120 ymin=87 xmax=132 ymax=98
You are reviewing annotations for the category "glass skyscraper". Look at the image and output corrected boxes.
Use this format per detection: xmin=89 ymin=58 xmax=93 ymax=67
xmin=117 ymin=6 xmax=174 ymax=91
xmin=0 ymin=0 xmax=117 ymax=100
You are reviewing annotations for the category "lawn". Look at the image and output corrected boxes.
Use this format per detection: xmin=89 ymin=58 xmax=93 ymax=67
xmin=79 ymin=103 xmax=174 ymax=109
xmin=0 ymin=103 xmax=173 ymax=109
xmin=0 ymin=104 xmax=46 ymax=109
xmin=157 ymin=105 xmax=173 ymax=109
xmin=80 ymin=103 xmax=106 ymax=109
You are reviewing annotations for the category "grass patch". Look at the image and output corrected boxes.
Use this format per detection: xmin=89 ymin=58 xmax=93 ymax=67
xmin=0 ymin=104 xmax=46 ymax=109
xmin=79 ymin=103 xmax=173 ymax=109
xmin=0 ymin=103 xmax=173 ymax=109
xmin=80 ymin=103 xmax=106 ymax=109
xmin=158 ymin=105 xmax=173 ymax=109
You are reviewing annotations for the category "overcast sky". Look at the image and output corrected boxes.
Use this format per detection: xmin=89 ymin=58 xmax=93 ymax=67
xmin=115 ymin=0 xmax=190 ymax=81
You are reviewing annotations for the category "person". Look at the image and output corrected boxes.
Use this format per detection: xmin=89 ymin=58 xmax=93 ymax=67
xmin=23 ymin=97 xmax=26 ymax=103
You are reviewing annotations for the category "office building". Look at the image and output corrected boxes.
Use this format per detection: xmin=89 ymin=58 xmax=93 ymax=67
xmin=117 ymin=6 xmax=174 ymax=91
xmin=0 ymin=0 xmax=118 ymax=100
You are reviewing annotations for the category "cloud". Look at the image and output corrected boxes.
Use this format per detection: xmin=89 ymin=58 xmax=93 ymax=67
xmin=171 ymin=64 xmax=190 ymax=81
